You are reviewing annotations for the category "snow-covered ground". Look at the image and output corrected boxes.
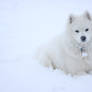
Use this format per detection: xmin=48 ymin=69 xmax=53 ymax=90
xmin=0 ymin=0 xmax=92 ymax=92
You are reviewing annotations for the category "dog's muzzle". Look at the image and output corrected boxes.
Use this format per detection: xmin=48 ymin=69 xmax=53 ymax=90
xmin=80 ymin=36 xmax=86 ymax=42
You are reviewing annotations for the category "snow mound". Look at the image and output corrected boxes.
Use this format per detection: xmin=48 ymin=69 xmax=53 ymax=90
xmin=0 ymin=57 xmax=92 ymax=92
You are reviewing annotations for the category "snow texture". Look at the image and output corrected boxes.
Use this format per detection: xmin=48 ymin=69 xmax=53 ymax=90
xmin=0 ymin=0 xmax=92 ymax=92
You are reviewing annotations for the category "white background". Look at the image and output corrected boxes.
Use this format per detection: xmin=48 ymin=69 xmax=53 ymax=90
xmin=0 ymin=0 xmax=92 ymax=92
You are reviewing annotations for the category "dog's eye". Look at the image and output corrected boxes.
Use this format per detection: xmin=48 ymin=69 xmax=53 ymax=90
xmin=85 ymin=28 xmax=89 ymax=32
xmin=75 ymin=30 xmax=79 ymax=33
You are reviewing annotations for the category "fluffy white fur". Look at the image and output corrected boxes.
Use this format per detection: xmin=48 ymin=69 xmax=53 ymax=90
xmin=35 ymin=11 xmax=92 ymax=75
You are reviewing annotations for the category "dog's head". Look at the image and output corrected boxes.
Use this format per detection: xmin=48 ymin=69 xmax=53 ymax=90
xmin=67 ymin=11 xmax=92 ymax=47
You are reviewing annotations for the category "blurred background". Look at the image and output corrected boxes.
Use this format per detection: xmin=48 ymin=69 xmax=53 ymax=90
xmin=0 ymin=0 xmax=92 ymax=62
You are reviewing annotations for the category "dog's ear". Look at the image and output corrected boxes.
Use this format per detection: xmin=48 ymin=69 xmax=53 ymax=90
xmin=84 ymin=11 xmax=91 ymax=20
xmin=69 ymin=14 xmax=75 ymax=24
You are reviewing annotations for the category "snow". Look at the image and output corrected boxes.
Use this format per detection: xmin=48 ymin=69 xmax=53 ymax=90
xmin=1 ymin=61 xmax=92 ymax=92
xmin=0 ymin=0 xmax=92 ymax=92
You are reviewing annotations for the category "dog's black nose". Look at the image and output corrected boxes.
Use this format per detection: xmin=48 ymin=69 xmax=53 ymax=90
xmin=81 ymin=36 xmax=86 ymax=42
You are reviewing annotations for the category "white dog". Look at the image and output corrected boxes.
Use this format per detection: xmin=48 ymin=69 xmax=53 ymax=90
xmin=35 ymin=11 xmax=92 ymax=75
